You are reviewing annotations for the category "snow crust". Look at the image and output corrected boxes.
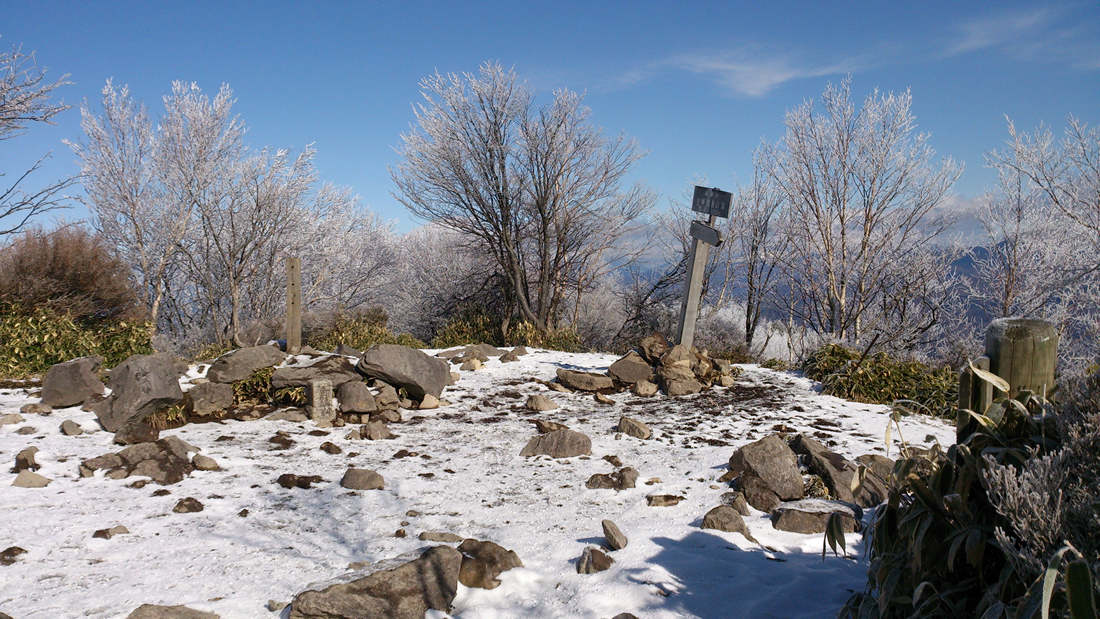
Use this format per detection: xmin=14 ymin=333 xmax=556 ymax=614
xmin=0 ymin=349 xmax=955 ymax=619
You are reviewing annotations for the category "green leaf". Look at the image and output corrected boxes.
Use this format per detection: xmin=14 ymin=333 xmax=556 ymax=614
xmin=1066 ymin=560 xmax=1097 ymax=619
xmin=969 ymin=360 xmax=1010 ymax=394
xmin=1044 ymin=547 xmax=1075 ymax=619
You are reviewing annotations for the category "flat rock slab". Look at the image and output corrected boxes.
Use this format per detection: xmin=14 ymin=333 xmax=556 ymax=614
xmin=272 ymin=355 xmax=362 ymax=390
xmin=126 ymin=604 xmax=220 ymax=619
xmin=607 ymin=351 xmax=655 ymax=385
xmin=12 ymin=470 xmax=51 ymax=487
xmin=646 ymin=494 xmax=684 ymax=507
xmin=771 ymin=499 xmax=861 ymax=534
xmin=289 ymin=546 xmax=462 ymax=619
xmin=519 ymin=429 xmax=591 ymax=458
xmin=555 ymin=368 xmax=614 ymax=392
xmin=356 ymin=344 xmax=450 ymax=400
xmin=206 ymin=346 xmax=286 ymax=383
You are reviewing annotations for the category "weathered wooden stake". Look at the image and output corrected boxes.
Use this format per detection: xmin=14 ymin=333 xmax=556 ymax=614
xmin=675 ymin=214 xmax=718 ymax=348
xmin=958 ymin=317 xmax=1058 ymax=437
xmin=286 ymin=256 xmax=301 ymax=355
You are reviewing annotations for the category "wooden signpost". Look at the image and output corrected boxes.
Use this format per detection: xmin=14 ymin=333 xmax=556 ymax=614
xmin=675 ymin=186 xmax=732 ymax=348
xmin=286 ymin=257 xmax=301 ymax=354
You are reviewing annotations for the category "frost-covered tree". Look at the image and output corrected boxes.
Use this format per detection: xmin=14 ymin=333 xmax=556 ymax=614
xmin=392 ymin=61 xmax=655 ymax=336
xmin=766 ymin=78 xmax=962 ymax=351
xmin=0 ymin=45 xmax=73 ymax=240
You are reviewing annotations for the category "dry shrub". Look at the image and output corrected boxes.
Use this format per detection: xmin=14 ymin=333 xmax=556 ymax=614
xmin=0 ymin=226 xmax=142 ymax=322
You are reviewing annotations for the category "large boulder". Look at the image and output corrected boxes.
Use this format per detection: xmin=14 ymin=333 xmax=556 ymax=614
xmin=40 ymin=355 xmax=106 ymax=408
xmin=790 ymin=434 xmax=856 ymax=503
xmin=771 ymin=499 xmax=861 ymax=534
xmin=289 ymin=546 xmax=463 ymax=619
xmin=638 ymin=332 xmax=671 ymax=365
xmin=555 ymin=369 xmax=614 ymax=392
xmin=519 ymin=429 xmax=592 ymax=458
xmin=337 ymin=381 xmax=377 ymax=414
xmin=183 ymin=382 xmax=235 ymax=418
xmin=457 ymin=539 xmax=523 ymax=590
xmin=729 ymin=435 xmax=804 ymax=501
xmin=206 ymin=346 xmax=286 ymax=383
xmin=272 ymin=355 xmax=362 ymax=390
xmin=93 ymin=354 xmax=185 ymax=433
xmin=607 ymin=351 xmax=655 ymax=385
xmin=356 ymin=344 xmax=449 ymax=400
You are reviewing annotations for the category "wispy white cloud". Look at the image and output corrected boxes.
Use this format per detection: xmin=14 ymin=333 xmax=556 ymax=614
xmin=605 ymin=47 xmax=870 ymax=98
xmin=943 ymin=6 xmax=1100 ymax=65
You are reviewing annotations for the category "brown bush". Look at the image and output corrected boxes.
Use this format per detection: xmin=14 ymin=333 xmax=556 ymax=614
xmin=0 ymin=225 xmax=142 ymax=322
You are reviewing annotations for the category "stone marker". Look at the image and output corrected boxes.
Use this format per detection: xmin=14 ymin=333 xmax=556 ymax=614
xmin=602 ymin=519 xmax=628 ymax=550
xmin=306 ymin=379 xmax=335 ymax=426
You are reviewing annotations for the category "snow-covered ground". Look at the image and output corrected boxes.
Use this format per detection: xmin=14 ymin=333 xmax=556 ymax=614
xmin=0 ymin=349 xmax=955 ymax=619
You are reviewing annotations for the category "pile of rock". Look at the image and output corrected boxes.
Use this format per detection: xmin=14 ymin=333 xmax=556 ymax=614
xmin=718 ymin=433 xmax=894 ymax=534
xmin=436 ymin=343 xmax=528 ymax=372
xmin=548 ymin=332 xmax=740 ymax=398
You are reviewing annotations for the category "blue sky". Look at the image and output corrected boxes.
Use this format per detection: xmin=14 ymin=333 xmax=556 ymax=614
xmin=2 ymin=1 xmax=1098 ymax=232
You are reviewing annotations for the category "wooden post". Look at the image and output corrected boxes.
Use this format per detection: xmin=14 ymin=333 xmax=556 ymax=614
xmin=675 ymin=214 xmax=718 ymax=348
xmin=984 ymin=317 xmax=1058 ymax=400
xmin=286 ymin=257 xmax=301 ymax=354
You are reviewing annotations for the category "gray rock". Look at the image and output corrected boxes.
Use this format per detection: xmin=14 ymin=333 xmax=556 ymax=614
xmin=594 ymin=393 xmax=614 ymax=405
xmin=125 ymin=604 xmax=220 ymax=619
xmin=12 ymin=470 xmax=50 ymax=487
xmin=519 ymin=429 xmax=592 ymax=458
xmin=41 ymin=355 xmax=106 ymax=408
xmin=192 ymin=454 xmax=219 ymax=471
xmin=617 ymin=416 xmax=651 ymax=439
xmin=14 ymin=426 xmax=37 ymax=435
xmin=337 ymin=381 xmax=377 ymax=413
xmin=265 ymin=409 xmax=309 ymax=422
xmin=662 ymin=377 xmax=704 ymax=396
xmin=113 ymin=417 xmax=159 ymax=445
xmin=555 ymin=368 xmax=614 ymax=392
xmin=82 ymin=437 xmax=196 ymax=485
xmin=93 ymin=354 xmax=185 ymax=433
xmin=172 ymin=497 xmax=204 ymax=513
xmin=356 ymin=344 xmax=450 ymax=400
xmin=15 ymin=446 xmax=39 ymax=472
xmin=611 ymin=614 xmax=640 ymax=619
xmin=92 ymin=525 xmax=130 ymax=539
xmin=206 ymin=346 xmax=286 ymax=383
xmin=577 ymin=547 xmax=613 ymax=574
xmin=60 ymin=419 xmax=83 ymax=436
xmin=638 ymin=333 xmax=671 ymax=365
xmin=272 ymin=355 xmax=362 ymax=390
xmin=184 ymin=382 xmax=234 ymax=417
xmin=459 ymin=358 xmax=482 ymax=371
xmin=435 ymin=348 xmax=465 ymax=359
xmin=525 ymin=394 xmax=558 ymax=411
xmin=289 ymin=546 xmax=462 ymax=619
xmin=533 ymin=419 xmax=569 ymax=433
xmin=362 ymin=420 xmax=393 ymax=440
xmin=771 ymin=499 xmax=861 ymax=534
xmin=0 ymin=546 xmax=27 ymax=565
xmin=602 ymin=519 xmax=628 ymax=550
xmin=371 ymin=409 xmax=401 ymax=424
xmin=720 ymin=491 xmax=751 ymax=516
xmin=499 ymin=351 xmax=520 ymax=363
xmin=0 ymin=413 xmax=24 ymax=426
xmin=646 ymin=495 xmax=684 ymax=507
xmin=458 ymin=539 xmax=523 ymax=589
xmin=419 ymin=532 xmax=464 ymax=543
xmin=20 ymin=402 xmax=52 ymax=415
xmin=607 ymin=351 xmax=655 ymax=385
xmin=631 ymin=380 xmax=658 ymax=397
xmin=341 ymin=467 xmax=384 ymax=490
xmin=418 ymin=394 xmax=440 ymax=409
xmin=791 ymin=434 xmax=856 ymax=502
xmin=701 ymin=505 xmax=757 ymax=542
xmin=853 ymin=454 xmax=894 ymax=508
xmin=510 ymin=346 xmax=529 ymax=356
xmin=738 ymin=471 xmax=781 ymax=513
xmin=586 ymin=467 xmax=639 ymax=491
xmin=729 ymin=435 xmax=804 ymax=501
xmin=334 ymin=343 xmax=363 ymax=358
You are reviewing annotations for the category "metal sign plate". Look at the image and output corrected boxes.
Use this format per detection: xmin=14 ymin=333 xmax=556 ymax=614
xmin=689 ymin=220 xmax=723 ymax=246
xmin=691 ymin=186 xmax=732 ymax=219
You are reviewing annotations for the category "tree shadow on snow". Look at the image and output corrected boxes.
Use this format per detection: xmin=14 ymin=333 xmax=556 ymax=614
xmin=635 ymin=529 xmax=869 ymax=619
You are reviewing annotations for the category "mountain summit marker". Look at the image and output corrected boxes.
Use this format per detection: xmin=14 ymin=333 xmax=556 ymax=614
xmin=675 ymin=186 xmax=732 ymax=348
